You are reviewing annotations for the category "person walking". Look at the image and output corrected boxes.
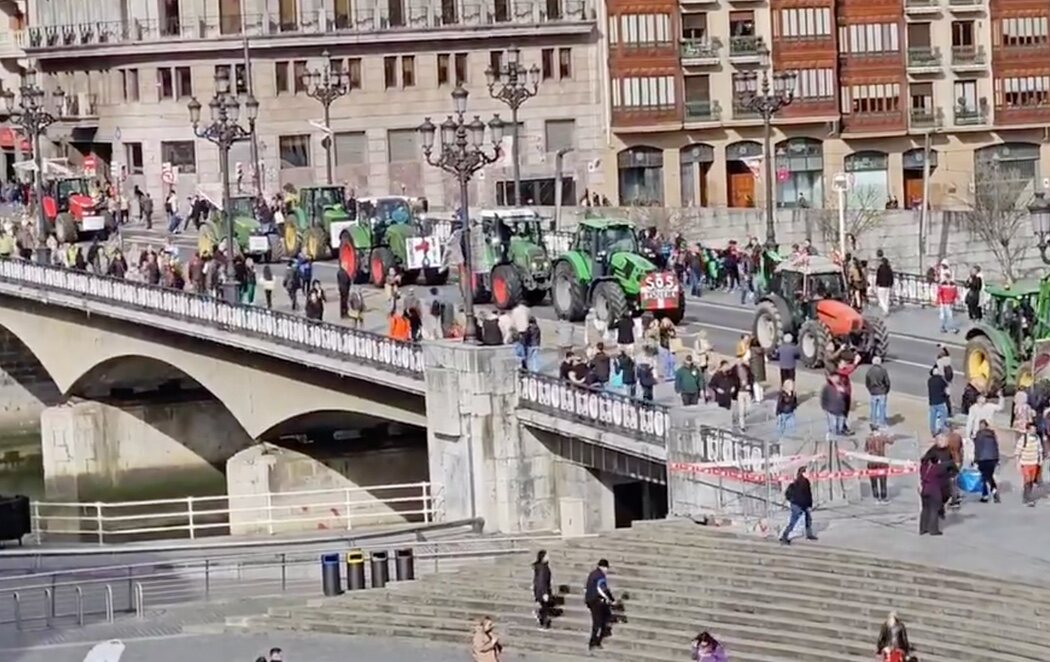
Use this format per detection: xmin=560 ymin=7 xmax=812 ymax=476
xmin=531 ymin=550 xmax=553 ymax=630
xmin=283 ymin=261 xmax=301 ymax=311
xmin=927 ymin=366 xmax=951 ymax=436
xmin=260 ymin=264 xmax=275 ymax=309
xmin=636 ymin=354 xmax=656 ymax=402
xmin=865 ymin=424 xmax=895 ymax=504
xmin=584 ymin=559 xmax=615 ymax=651
xmin=1015 ymin=422 xmax=1043 ymax=507
xmin=779 ymin=467 xmax=817 ymax=544
xmin=777 ymin=333 xmax=799 ymax=385
xmin=876 ymin=612 xmax=912 ymax=662
xmin=919 ymin=454 xmax=946 ymax=535
xmin=675 ymin=355 xmax=703 ymax=406
xmin=965 ymin=266 xmax=984 ymax=321
xmin=775 ymin=379 xmax=798 ymax=439
xmin=936 ymin=276 xmax=959 ymax=334
xmin=734 ymin=361 xmax=753 ymax=430
xmin=973 ymin=419 xmax=1000 ymax=503
xmin=874 ymin=250 xmax=894 ymax=315
xmin=471 ymin=616 xmax=503 ymax=662
xmin=865 ymin=356 xmax=891 ymax=429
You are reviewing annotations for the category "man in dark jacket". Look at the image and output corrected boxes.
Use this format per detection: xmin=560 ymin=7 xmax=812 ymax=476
xmin=874 ymin=250 xmax=894 ymax=315
xmin=821 ymin=375 xmax=847 ymax=439
xmin=972 ymin=419 xmax=1000 ymax=503
xmin=865 ymin=356 xmax=891 ymax=428
xmin=674 ymin=355 xmax=703 ymax=405
xmin=584 ymin=559 xmax=615 ymax=650
xmin=590 ymin=343 xmax=611 ymax=387
xmin=779 ymin=467 xmax=817 ymax=544
xmin=532 ymin=550 xmax=553 ymax=629
xmin=927 ymin=366 xmax=950 ymax=436
xmin=617 ymin=350 xmax=637 ymax=398
xmin=778 ymin=333 xmax=800 ymax=385
xmin=709 ymin=361 xmax=738 ymax=413
xmin=920 ymin=455 xmax=946 ymax=535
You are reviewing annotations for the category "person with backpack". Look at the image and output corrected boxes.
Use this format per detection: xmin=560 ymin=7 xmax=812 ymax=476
xmin=348 ymin=284 xmax=366 ymax=329
xmin=779 ymin=467 xmax=817 ymax=544
xmin=283 ymin=261 xmax=301 ymax=311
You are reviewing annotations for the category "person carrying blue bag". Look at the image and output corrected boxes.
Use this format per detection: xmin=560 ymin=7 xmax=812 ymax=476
xmin=972 ymin=419 xmax=1000 ymax=503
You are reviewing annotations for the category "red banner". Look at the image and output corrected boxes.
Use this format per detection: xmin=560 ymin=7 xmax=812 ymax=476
xmin=639 ymin=271 xmax=680 ymax=310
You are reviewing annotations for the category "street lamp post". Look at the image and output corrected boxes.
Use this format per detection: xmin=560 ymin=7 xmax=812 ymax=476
xmin=187 ymin=69 xmax=259 ymax=303
xmin=735 ymin=67 xmax=796 ymax=246
xmin=418 ymin=86 xmax=504 ymax=341
xmin=1029 ymin=191 xmax=1050 ymax=264
xmin=303 ymin=50 xmax=349 ymax=185
xmin=485 ymin=46 xmax=539 ymax=206
xmin=2 ymin=68 xmax=63 ymax=264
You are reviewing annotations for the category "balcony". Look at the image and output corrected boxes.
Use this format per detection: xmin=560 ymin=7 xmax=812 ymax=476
xmin=680 ymin=38 xmax=721 ymax=66
xmin=995 ymin=102 xmax=1050 ymax=126
xmin=909 ymin=106 xmax=943 ymax=130
xmin=684 ymin=99 xmax=722 ymax=123
xmin=950 ymin=45 xmax=986 ymax=71
xmin=728 ymin=36 xmax=765 ymax=63
xmin=731 ymin=102 xmax=760 ymax=120
xmin=948 ymin=0 xmax=983 ymax=13
xmin=681 ymin=0 xmax=720 ymax=6
xmin=906 ymin=47 xmax=942 ymax=74
xmin=20 ymin=0 xmax=596 ymax=55
xmin=954 ymin=103 xmax=988 ymax=127
xmin=904 ymin=0 xmax=941 ymax=15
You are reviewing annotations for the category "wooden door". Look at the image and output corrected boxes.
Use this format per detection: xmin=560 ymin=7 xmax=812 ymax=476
xmin=903 ymin=174 xmax=923 ymax=209
xmin=728 ymin=171 xmax=755 ymax=208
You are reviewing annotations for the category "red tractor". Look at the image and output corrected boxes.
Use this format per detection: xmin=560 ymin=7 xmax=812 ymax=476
xmin=42 ymin=177 xmax=116 ymax=243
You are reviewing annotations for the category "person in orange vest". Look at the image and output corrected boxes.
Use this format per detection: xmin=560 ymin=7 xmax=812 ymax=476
xmin=388 ymin=305 xmax=411 ymax=341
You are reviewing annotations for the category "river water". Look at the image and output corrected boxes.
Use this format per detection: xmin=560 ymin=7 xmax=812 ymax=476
xmin=0 ymin=429 xmax=43 ymax=498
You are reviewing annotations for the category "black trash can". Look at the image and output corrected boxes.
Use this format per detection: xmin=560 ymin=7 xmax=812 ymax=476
xmin=346 ymin=549 xmax=366 ymax=591
xmin=321 ymin=553 xmax=343 ymax=597
xmin=370 ymin=551 xmax=389 ymax=589
xmin=749 ymin=346 xmax=767 ymax=384
xmin=394 ymin=548 xmax=415 ymax=581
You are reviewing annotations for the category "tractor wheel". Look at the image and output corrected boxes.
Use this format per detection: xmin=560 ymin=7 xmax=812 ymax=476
xmin=304 ymin=227 xmax=327 ymax=261
xmin=964 ymin=334 xmax=1005 ymax=395
xmin=491 ymin=264 xmax=524 ymax=310
xmin=752 ymin=301 xmax=783 ymax=352
xmin=370 ymin=247 xmax=396 ymax=288
xmin=862 ymin=316 xmax=890 ymax=362
xmin=338 ymin=234 xmax=362 ymax=282
xmin=1017 ymin=364 xmax=1035 ymax=394
xmin=551 ymin=261 xmax=587 ymax=322
xmin=524 ymin=288 xmax=547 ymax=306
xmin=268 ymin=234 xmax=287 ymax=264
xmin=423 ymin=267 xmax=449 ymax=286
xmin=55 ymin=213 xmax=77 ymax=244
xmin=591 ymin=280 xmax=629 ymax=326
xmin=798 ymin=319 xmax=831 ymax=370
xmin=282 ymin=221 xmax=301 ymax=257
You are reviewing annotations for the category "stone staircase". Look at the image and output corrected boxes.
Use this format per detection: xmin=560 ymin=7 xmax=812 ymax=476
xmin=242 ymin=520 xmax=1050 ymax=661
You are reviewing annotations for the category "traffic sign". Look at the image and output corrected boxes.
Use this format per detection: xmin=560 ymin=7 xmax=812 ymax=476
xmin=832 ymin=172 xmax=852 ymax=193
xmin=83 ymin=155 xmax=97 ymax=177
xmin=161 ymin=162 xmax=175 ymax=185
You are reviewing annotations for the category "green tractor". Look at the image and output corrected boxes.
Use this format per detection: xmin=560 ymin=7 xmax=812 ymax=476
xmin=339 ymin=195 xmax=447 ymax=287
xmin=474 ymin=209 xmax=552 ymax=309
xmin=550 ymin=217 xmax=685 ymax=324
xmin=964 ymin=280 xmax=1045 ymax=394
xmin=197 ymin=194 xmax=284 ymax=262
xmin=281 ymin=185 xmax=353 ymax=262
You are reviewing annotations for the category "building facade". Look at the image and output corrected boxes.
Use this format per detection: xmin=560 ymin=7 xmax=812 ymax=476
xmin=0 ymin=0 xmax=27 ymax=179
xmin=19 ymin=0 xmax=605 ymax=207
xmin=605 ymin=0 xmax=1050 ymax=210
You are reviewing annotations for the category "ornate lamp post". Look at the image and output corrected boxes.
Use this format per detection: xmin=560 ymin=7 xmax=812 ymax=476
xmin=1029 ymin=191 xmax=1050 ymax=264
xmin=735 ymin=67 xmax=796 ymax=246
xmin=485 ymin=46 xmax=539 ymax=206
xmin=303 ymin=50 xmax=349 ymax=185
xmin=2 ymin=68 xmax=63 ymax=264
xmin=418 ymin=86 xmax=504 ymax=341
xmin=187 ymin=69 xmax=258 ymax=303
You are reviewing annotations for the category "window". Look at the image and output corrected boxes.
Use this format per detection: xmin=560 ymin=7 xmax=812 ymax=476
xmin=347 ymin=58 xmax=362 ymax=89
xmin=384 ymin=56 xmax=397 ymax=89
xmin=279 ymin=134 xmax=311 ymax=169
xmin=541 ymin=49 xmax=554 ymax=80
xmin=558 ymin=48 xmax=572 ymax=79
xmin=490 ymin=51 xmax=503 ymax=75
xmin=778 ymin=7 xmax=831 ymax=38
xmin=840 ymin=83 xmax=903 ymax=114
xmin=952 ymin=20 xmax=974 ymax=47
xmin=1001 ymin=16 xmax=1050 ymax=47
xmin=611 ymin=76 xmax=676 ymax=109
xmin=838 ymin=23 xmax=900 ymax=54
xmin=441 ymin=0 xmax=458 ymax=25
xmin=176 ymin=66 xmax=192 ymax=99
xmin=955 ymin=80 xmax=978 ymax=110
xmin=544 ymin=119 xmax=575 ymax=152
xmin=681 ymin=13 xmax=708 ymax=41
xmin=546 ymin=0 xmax=562 ymax=21
xmin=161 ymin=141 xmax=196 ymax=174
xmin=125 ymin=142 xmax=144 ymax=175
xmin=335 ymin=132 xmax=367 ymax=166
xmin=275 ymin=61 xmax=289 ymax=94
xmin=437 ymin=54 xmax=451 ymax=86
xmin=121 ymin=68 xmax=139 ymax=102
xmin=455 ymin=53 xmax=468 ymax=85
xmin=293 ymin=60 xmax=308 ymax=93
xmin=794 ymin=69 xmax=834 ymax=100
xmin=401 ymin=55 xmax=415 ymax=88
xmin=612 ymin=13 xmax=672 ymax=47
xmin=730 ymin=11 xmax=755 ymax=37
xmin=216 ymin=64 xmax=247 ymax=94
xmin=387 ymin=129 xmax=418 ymax=163
xmin=496 ymin=178 xmax=575 ymax=206
xmin=157 ymin=68 xmax=174 ymax=100
xmin=996 ymin=76 xmax=1050 ymax=108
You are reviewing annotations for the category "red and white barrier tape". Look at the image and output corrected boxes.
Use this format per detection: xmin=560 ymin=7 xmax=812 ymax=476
xmin=670 ymin=449 xmax=919 ymax=484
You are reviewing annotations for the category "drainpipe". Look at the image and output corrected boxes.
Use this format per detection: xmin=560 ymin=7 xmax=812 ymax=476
xmin=553 ymin=147 xmax=574 ymax=229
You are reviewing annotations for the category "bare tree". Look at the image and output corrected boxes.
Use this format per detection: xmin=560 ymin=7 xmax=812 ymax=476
xmin=814 ymin=185 xmax=886 ymax=252
xmin=954 ymin=160 xmax=1032 ymax=281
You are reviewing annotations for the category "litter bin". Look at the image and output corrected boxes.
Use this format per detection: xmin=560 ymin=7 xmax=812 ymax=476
xmin=749 ymin=346 xmax=767 ymax=384
xmin=395 ymin=548 xmax=415 ymax=581
xmin=346 ymin=549 xmax=366 ymax=591
xmin=370 ymin=551 xmax=390 ymax=588
xmin=321 ymin=553 xmax=343 ymax=597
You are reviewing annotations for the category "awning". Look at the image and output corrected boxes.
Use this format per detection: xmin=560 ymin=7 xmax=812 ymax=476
xmin=0 ymin=127 xmax=31 ymax=152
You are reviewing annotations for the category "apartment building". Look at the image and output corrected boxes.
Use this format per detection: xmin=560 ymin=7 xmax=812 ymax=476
xmin=0 ymin=1 xmax=26 ymax=179
xmin=19 ymin=0 xmax=604 ymax=206
xmin=605 ymin=0 xmax=1050 ymax=209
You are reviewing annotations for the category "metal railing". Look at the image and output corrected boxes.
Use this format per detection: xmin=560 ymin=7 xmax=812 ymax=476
xmin=0 ymin=533 xmax=562 ymax=632
xmin=517 ymin=370 xmax=670 ymax=444
xmin=0 ymin=259 xmax=424 ymax=377
xmin=31 ymin=482 xmax=433 ymax=544
xmin=863 ymin=268 xmax=967 ymax=311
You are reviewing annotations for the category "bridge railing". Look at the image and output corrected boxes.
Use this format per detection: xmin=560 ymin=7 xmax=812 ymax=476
xmin=516 ymin=370 xmax=670 ymax=445
xmin=0 ymin=260 xmax=425 ymax=377
xmin=31 ymin=481 xmax=434 ymax=544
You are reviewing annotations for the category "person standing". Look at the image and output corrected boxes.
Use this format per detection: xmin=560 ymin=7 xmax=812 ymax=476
xmin=283 ymin=260 xmax=301 ymax=311
xmin=141 ymin=191 xmax=154 ymax=230
xmin=779 ymin=467 xmax=817 ymax=544
xmin=944 ymin=421 xmax=964 ymax=507
xmin=1015 ymin=422 xmax=1043 ymax=507
xmin=260 ymin=264 xmax=275 ymax=309
xmin=590 ymin=342 xmax=611 ymax=389
xmin=709 ymin=361 xmax=738 ymax=426
xmin=775 ymin=380 xmax=798 ymax=439
xmin=874 ymin=250 xmax=894 ymax=316
xmin=972 ymin=419 xmax=1000 ymax=503
xmin=876 ymin=612 xmax=912 ymax=662
xmin=919 ymin=454 xmax=946 ymax=535
xmin=734 ymin=361 xmax=753 ymax=430
xmin=936 ymin=276 xmax=959 ymax=334
xmin=531 ymin=550 xmax=553 ymax=630
xmin=617 ymin=349 xmax=637 ymax=399
xmin=584 ymin=559 xmax=615 ymax=651
xmin=821 ymin=374 xmax=847 ymax=440
xmin=965 ymin=266 xmax=984 ymax=321
xmin=675 ymin=355 xmax=703 ymax=406
xmin=927 ymin=366 xmax=951 ymax=436
xmin=337 ymin=265 xmax=351 ymax=319
xmin=636 ymin=354 xmax=656 ymax=402
xmin=865 ymin=356 xmax=891 ymax=429
xmin=777 ymin=333 xmax=799 ymax=385
xmin=865 ymin=424 xmax=895 ymax=504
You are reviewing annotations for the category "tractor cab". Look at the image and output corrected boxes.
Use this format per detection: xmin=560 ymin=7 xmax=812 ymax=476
xmin=479 ymin=209 xmax=548 ymax=246
xmin=301 ymin=186 xmax=345 ymax=226
xmin=54 ymin=177 xmax=90 ymax=208
xmin=983 ymin=282 xmax=1042 ymax=358
xmin=570 ymin=219 xmax=640 ymax=279
xmin=358 ymin=196 xmax=418 ymax=226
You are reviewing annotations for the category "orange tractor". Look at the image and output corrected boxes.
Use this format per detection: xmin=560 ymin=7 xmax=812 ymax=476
xmin=42 ymin=177 xmax=116 ymax=243
xmin=752 ymin=255 xmax=889 ymax=368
